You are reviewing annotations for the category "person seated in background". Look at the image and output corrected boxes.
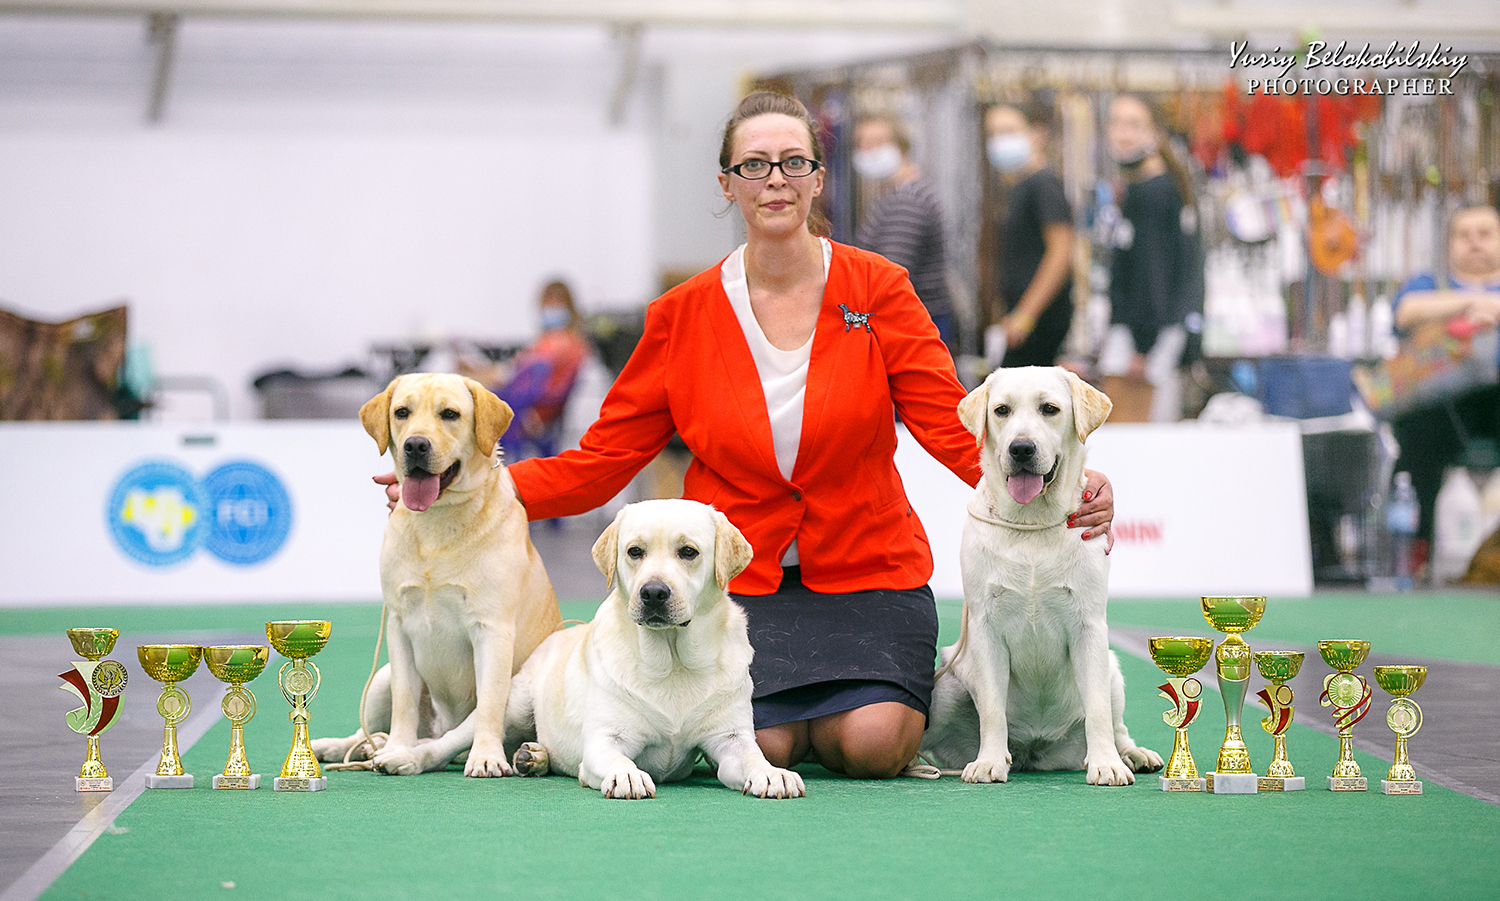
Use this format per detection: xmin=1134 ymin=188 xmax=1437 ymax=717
xmin=851 ymin=114 xmax=955 ymax=354
xmin=460 ymin=279 xmax=591 ymax=460
xmin=1390 ymin=203 xmax=1500 ymax=551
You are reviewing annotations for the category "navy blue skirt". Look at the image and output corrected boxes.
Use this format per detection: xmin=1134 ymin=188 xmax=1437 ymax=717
xmin=732 ymin=566 xmax=939 ymax=730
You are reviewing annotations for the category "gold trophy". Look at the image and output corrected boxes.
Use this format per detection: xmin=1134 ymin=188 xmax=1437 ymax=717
xmin=267 ymin=620 xmax=331 ymax=792
xmin=137 ymin=645 xmax=203 ymax=789
xmin=1253 ymin=651 xmax=1305 ymax=791
xmin=1318 ymin=639 xmax=1373 ymax=791
xmin=1201 ymin=596 xmax=1266 ymax=794
xmin=205 ymin=645 xmax=270 ymax=789
xmin=1373 ymin=665 xmax=1427 ymax=795
xmin=60 ymin=628 xmax=128 ymax=792
xmin=1148 ymin=636 xmax=1215 ymax=792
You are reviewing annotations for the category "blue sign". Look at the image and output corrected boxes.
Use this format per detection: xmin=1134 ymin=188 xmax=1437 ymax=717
xmin=202 ymin=460 xmax=294 ymax=566
xmin=105 ymin=461 xmax=210 ymax=567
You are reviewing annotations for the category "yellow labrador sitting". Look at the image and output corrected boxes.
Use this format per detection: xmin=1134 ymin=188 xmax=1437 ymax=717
xmin=311 ymin=374 xmax=561 ymax=777
xmin=504 ymin=499 xmax=804 ymax=800
xmin=921 ymin=366 xmax=1162 ymax=786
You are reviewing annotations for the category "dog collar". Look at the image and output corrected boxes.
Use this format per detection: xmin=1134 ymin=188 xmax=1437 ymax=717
xmin=966 ymin=498 xmax=1069 ymax=530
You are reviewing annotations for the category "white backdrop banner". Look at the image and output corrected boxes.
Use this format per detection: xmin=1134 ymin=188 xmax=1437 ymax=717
xmin=895 ymin=422 xmax=1313 ymax=599
xmin=1 ymin=422 xmax=385 ymax=606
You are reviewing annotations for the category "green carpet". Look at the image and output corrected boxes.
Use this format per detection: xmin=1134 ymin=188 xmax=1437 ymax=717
xmin=15 ymin=596 xmax=1500 ymax=900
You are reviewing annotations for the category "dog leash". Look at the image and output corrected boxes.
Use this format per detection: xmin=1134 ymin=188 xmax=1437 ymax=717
xmin=323 ymin=604 xmax=390 ymax=773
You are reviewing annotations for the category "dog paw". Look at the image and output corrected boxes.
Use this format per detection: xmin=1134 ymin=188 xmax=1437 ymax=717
xmin=1120 ymin=744 xmax=1164 ymax=773
xmin=601 ymin=765 xmax=656 ymax=800
xmin=744 ymin=766 xmax=805 ymax=799
xmin=310 ymin=738 xmax=346 ymax=763
xmin=512 ymin=742 xmax=551 ymax=778
xmin=464 ymin=749 xmax=512 ymax=778
xmin=1086 ymin=753 xmax=1135 ymax=786
xmin=961 ymin=758 xmax=1010 ymax=784
xmin=372 ymin=746 xmax=423 ymax=776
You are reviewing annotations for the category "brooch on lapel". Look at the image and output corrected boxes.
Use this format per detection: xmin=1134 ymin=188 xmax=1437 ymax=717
xmin=839 ymin=304 xmax=873 ymax=333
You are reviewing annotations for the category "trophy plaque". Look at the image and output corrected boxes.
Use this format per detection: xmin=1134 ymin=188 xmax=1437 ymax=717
xmin=60 ymin=628 xmax=128 ymax=792
xmin=1148 ymin=636 xmax=1215 ymax=792
xmin=137 ymin=644 xmax=203 ymax=789
xmin=1318 ymin=639 xmax=1373 ymax=791
xmin=205 ymin=645 xmax=270 ymax=789
xmin=1201 ymin=596 xmax=1266 ymax=794
xmin=266 ymin=620 xmax=331 ymax=792
xmin=1253 ymin=651 xmax=1305 ymax=791
xmin=1373 ymin=665 xmax=1427 ymax=795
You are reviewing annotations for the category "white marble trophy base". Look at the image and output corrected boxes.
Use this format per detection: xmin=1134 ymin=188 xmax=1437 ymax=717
xmin=273 ymin=776 xmax=327 ymax=792
xmin=213 ymin=774 xmax=260 ymax=790
xmin=1258 ymin=776 xmax=1305 ymax=791
xmin=75 ymin=777 xmax=112 ymax=792
xmin=1207 ymin=772 xmax=1259 ymax=794
xmin=1159 ymin=776 xmax=1206 ymax=792
xmin=1328 ymin=776 xmax=1368 ymax=791
xmin=1382 ymin=779 xmax=1423 ymax=795
xmin=144 ymin=774 xmax=194 ymax=789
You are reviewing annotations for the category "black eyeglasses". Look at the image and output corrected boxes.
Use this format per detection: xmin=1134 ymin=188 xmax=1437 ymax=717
xmin=721 ymin=157 xmax=822 ymax=180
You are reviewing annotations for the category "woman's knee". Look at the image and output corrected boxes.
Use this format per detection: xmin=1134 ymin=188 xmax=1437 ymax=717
xmin=756 ymin=721 xmax=810 ymax=768
xmin=812 ymin=702 xmax=925 ymax=779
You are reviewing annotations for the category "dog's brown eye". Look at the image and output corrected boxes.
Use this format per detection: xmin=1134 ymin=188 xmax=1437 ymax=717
xmin=440 ymin=409 xmax=460 ymax=421
xmin=393 ymin=407 xmax=410 ymax=419
xmin=626 ymin=546 xmax=645 ymax=560
xmin=677 ymin=546 xmax=699 ymax=560
xmin=994 ymin=405 xmax=1010 ymax=417
xmin=1040 ymin=403 xmax=1060 ymax=416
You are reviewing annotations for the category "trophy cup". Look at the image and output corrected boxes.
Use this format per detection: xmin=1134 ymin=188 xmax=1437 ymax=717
xmin=60 ymin=628 xmax=128 ymax=792
xmin=266 ymin=620 xmax=331 ymax=792
xmin=137 ymin=645 xmax=203 ymax=789
xmin=1253 ymin=651 xmax=1305 ymax=791
xmin=1148 ymin=636 xmax=1215 ymax=792
xmin=1201 ymin=596 xmax=1266 ymax=794
xmin=1318 ymin=639 xmax=1373 ymax=791
xmin=205 ymin=645 xmax=270 ymax=789
xmin=1372 ymin=665 xmax=1427 ymax=795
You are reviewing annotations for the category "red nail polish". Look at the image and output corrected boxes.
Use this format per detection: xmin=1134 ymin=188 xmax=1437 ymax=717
xmin=1081 ymin=532 xmax=1091 ymax=540
xmin=1083 ymin=491 xmax=1092 ymax=501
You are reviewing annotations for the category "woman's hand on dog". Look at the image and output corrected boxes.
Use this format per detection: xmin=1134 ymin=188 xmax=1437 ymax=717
xmin=1072 ymin=470 xmax=1114 ymax=553
xmin=375 ymin=471 xmax=400 ymax=512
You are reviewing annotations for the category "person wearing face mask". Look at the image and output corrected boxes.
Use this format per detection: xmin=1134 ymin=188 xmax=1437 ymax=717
xmin=1099 ymin=93 xmax=1203 ymax=420
xmin=984 ymin=97 xmax=1075 ymax=368
xmin=852 ymin=115 xmax=955 ymax=353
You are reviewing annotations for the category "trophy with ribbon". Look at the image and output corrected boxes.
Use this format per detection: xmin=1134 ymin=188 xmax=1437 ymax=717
xmin=1318 ymin=639 xmax=1373 ymax=791
xmin=60 ymin=628 xmax=128 ymax=792
xmin=1148 ymin=636 xmax=1215 ymax=792
xmin=1253 ymin=651 xmax=1305 ymax=791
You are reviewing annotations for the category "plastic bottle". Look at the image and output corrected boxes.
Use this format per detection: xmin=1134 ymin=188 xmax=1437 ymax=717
xmin=1346 ymin=294 xmax=1368 ymax=358
xmin=1369 ymin=296 xmax=1397 ymax=359
xmin=1480 ymin=468 xmax=1500 ymax=545
xmin=1385 ymin=472 xmax=1420 ymax=591
xmin=1433 ymin=467 xmax=1483 ymax=583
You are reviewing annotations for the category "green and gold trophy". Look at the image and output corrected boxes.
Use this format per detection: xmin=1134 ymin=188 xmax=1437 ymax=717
xmin=1373 ymin=665 xmax=1427 ymax=795
xmin=137 ymin=645 xmax=203 ymax=789
xmin=205 ymin=645 xmax=269 ymax=789
xmin=1253 ymin=651 xmax=1305 ymax=791
xmin=1148 ymin=636 xmax=1215 ymax=792
xmin=267 ymin=620 xmax=331 ymax=792
xmin=60 ymin=628 xmax=128 ymax=792
xmin=1201 ymin=596 xmax=1266 ymax=794
xmin=1318 ymin=639 xmax=1373 ymax=791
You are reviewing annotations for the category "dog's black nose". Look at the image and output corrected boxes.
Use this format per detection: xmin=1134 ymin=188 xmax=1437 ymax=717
xmin=403 ymin=436 xmax=431 ymax=460
xmin=638 ymin=580 xmax=672 ymax=608
xmin=1008 ymin=439 xmax=1036 ymax=462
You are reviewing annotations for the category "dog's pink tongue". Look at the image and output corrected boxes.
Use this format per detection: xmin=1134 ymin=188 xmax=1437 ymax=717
xmin=1006 ymin=473 xmax=1045 ymax=505
xmin=402 ymin=473 xmax=441 ymax=512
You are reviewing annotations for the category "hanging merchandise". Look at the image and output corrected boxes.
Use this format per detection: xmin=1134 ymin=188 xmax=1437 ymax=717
xmin=1309 ymin=193 xmax=1358 ymax=276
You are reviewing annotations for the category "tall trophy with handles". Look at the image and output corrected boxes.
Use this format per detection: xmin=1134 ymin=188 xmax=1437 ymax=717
xmin=267 ymin=620 xmax=331 ymax=792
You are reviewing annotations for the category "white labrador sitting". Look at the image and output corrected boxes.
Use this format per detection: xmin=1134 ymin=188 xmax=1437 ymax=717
xmin=921 ymin=366 xmax=1162 ymax=786
xmin=504 ymin=499 xmax=804 ymax=800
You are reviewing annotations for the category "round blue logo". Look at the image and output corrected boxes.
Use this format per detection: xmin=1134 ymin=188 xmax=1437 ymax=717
xmin=201 ymin=460 xmax=293 ymax=566
xmin=106 ymin=461 xmax=210 ymax=567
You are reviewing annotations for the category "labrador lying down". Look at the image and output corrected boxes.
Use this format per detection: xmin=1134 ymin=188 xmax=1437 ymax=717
xmin=311 ymin=374 xmax=562 ymax=777
xmin=504 ymin=499 xmax=804 ymax=800
xmin=921 ymin=366 xmax=1162 ymax=785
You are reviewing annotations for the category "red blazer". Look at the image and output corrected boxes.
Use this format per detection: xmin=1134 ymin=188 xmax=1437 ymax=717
xmin=509 ymin=241 xmax=982 ymax=595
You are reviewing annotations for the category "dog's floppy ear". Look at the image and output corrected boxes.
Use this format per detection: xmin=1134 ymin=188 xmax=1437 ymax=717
xmin=591 ymin=509 xmax=625 ymax=592
xmin=1067 ymin=370 xmax=1113 ymax=443
xmin=712 ymin=509 xmax=753 ymax=589
xmin=956 ymin=381 xmax=991 ymax=448
xmin=466 ymin=378 xmax=514 ymax=457
xmin=359 ymin=378 xmax=398 ymax=455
